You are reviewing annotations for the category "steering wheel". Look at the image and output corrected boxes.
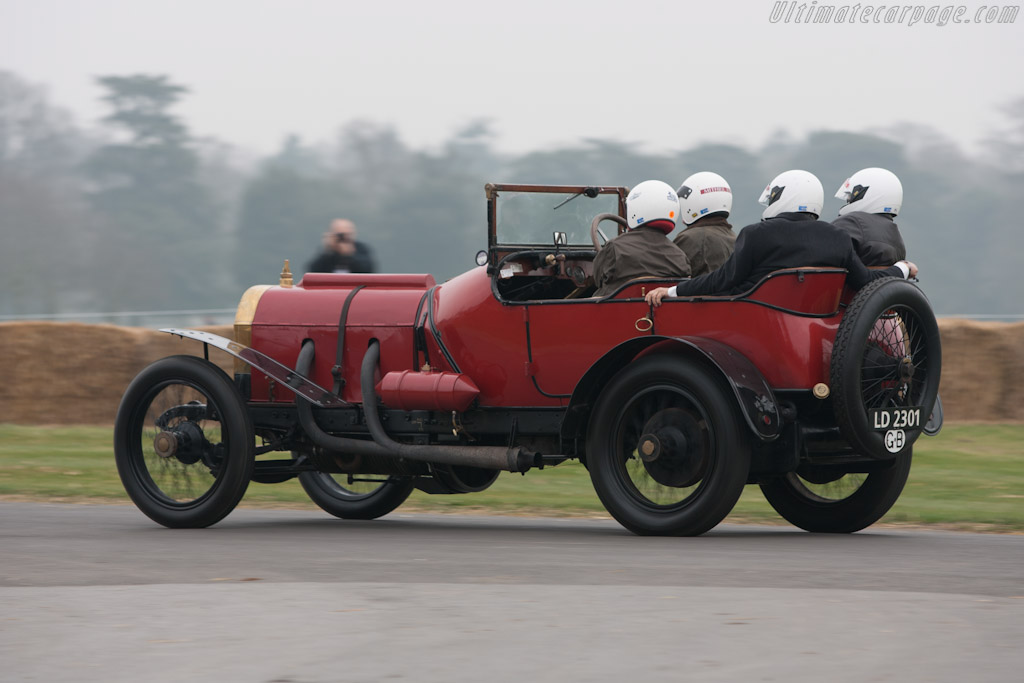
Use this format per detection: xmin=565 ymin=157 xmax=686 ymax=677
xmin=590 ymin=213 xmax=629 ymax=251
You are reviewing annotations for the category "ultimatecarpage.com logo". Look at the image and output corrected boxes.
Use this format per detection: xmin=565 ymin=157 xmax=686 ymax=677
xmin=768 ymin=2 xmax=1019 ymax=25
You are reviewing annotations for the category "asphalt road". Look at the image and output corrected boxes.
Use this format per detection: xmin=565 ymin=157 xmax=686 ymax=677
xmin=2 ymin=502 xmax=1022 ymax=682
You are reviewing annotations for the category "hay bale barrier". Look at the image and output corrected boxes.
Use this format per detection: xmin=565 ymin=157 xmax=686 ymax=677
xmin=0 ymin=322 xmax=233 ymax=425
xmin=0 ymin=320 xmax=1022 ymax=425
xmin=937 ymin=319 xmax=1024 ymax=422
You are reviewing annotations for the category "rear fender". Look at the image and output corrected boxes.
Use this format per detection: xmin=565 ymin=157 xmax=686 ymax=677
xmin=563 ymin=336 xmax=780 ymax=445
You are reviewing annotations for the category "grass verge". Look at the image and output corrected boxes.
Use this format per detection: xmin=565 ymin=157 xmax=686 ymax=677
xmin=0 ymin=423 xmax=1020 ymax=531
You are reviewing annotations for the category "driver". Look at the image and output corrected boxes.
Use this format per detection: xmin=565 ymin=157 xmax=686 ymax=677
xmin=832 ymin=167 xmax=907 ymax=266
xmin=592 ymin=180 xmax=691 ymax=297
xmin=644 ymin=170 xmax=917 ymax=306
xmin=673 ymin=171 xmax=737 ymax=275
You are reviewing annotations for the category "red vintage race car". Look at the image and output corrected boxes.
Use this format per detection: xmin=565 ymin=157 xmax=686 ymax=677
xmin=114 ymin=184 xmax=943 ymax=535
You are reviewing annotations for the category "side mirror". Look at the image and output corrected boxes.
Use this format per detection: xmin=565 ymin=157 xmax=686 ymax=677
xmin=475 ymin=250 xmax=488 ymax=267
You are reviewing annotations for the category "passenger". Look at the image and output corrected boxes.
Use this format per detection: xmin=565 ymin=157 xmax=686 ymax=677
xmin=673 ymin=171 xmax=737 ymax=275
xmin=592 ymin=180 xmax=691 ymax=297
xmin=833 ymin=167 xmax=907 ymax=266
xmin=644 ymin=170 xmax=917 ymax=307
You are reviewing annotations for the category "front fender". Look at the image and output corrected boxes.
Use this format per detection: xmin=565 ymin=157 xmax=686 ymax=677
xmin=563 ymin=335 xmax=780 ymax=444
xmin=160 ymin=328 xmax=347 ymax=408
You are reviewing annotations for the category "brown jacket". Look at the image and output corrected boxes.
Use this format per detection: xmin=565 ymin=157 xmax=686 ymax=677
xmin=672 ymin=215 xmax=737 ymax=276
xmin=593 ymin=227 xmax=691 ymax=297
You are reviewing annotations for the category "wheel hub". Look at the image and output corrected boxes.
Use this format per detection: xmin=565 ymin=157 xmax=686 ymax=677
xmin=152 ymin=421 xmax=206 ymax=465
xmin=638 ymin=434 xmax=661 ymax=462
xmin=637 ymin=408 xmax=707 ymax=488
xmin=898 ymin=356 xmax=915 ymax=382
xmin=153 ymin=431 xmax=178 ymax=458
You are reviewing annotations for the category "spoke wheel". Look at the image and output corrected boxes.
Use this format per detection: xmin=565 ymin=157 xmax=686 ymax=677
xmin=832 ymin=278 xmax=941 ymax=459
xmin=114 ymin=356 xmax=253 ymax=528
xmin=587 ymin=356 xmax=749 ymax=536
xmin=760 ymin=451 xmax=912 ymax=533
xmin=299 ymin=471 xmax=414 ymax=520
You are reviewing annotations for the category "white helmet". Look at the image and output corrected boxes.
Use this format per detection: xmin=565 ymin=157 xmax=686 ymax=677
xmin=835 ymin=167 xmax=903 ymax=216
xmin=626 ymin=180 xmax=679 ymax=233
xmin=758 ymin=169 xmax=824 ymax=219
xmin=677 ymin=171 xmax=732 ymax=226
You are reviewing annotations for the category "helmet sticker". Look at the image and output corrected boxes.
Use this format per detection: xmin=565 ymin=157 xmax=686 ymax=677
xmin=768 ymin=185 xmax=785 ymax=205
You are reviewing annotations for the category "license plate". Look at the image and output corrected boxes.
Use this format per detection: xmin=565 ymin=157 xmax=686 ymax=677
xmin=870 ymin=407 xmax=923 ymax=431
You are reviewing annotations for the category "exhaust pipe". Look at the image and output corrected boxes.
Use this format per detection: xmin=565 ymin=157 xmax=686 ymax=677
xmin=294 ymin=340 xmax=537 ymax=473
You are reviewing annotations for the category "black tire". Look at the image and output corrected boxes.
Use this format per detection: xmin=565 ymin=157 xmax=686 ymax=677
xmin=587 ymin=356 xmax=750 ymax=536
xmin=759 ymin=450 xmax=912 ymax=533
xmin=831 ymin=278 xmax=941 ymax=459
xmin=298 ymin=471 xmax=415 ymax=520
xmin=114 ymin=355 xmax=254 ymax=528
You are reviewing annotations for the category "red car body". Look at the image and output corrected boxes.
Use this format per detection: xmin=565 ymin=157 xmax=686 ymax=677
xmin=245 ymin=267 xmax=846 ymax=407
xmin=115 ymin=184 xmax=942 ymax=535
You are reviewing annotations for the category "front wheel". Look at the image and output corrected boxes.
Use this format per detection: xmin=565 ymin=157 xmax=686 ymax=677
xmin=298 ymin=471 xmax=415 ymax=520
xmin=759 ymin=451 xmax=912 ymax=533
xmin=114 ymin=355 xmax=254 ymax=528
xmin=587 ymin=356 xmax=750 ymax=536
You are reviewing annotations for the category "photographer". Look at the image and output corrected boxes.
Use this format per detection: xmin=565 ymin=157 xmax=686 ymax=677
xmin=305 ymin=218 xmax=376 ymax=274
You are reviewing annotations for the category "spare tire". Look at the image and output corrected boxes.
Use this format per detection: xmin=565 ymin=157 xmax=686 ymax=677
xmin=830 ymin=278 xmax=941 ymax=459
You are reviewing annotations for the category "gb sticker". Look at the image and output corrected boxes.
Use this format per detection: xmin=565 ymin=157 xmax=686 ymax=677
xmin=884 ymin=429 xmax=906 ymax=453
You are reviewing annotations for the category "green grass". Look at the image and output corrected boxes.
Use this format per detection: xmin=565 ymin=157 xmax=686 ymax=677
xmin=1 ymin=423 xmax=1021 ymax=530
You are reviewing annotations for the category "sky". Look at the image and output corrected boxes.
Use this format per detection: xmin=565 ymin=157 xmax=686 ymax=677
xmin=1 ymin=0 xmax=1022 ymax=156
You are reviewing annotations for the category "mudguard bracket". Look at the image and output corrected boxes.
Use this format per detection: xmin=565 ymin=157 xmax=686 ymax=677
xmin=160 ymin=328 xmax=349 ymax=408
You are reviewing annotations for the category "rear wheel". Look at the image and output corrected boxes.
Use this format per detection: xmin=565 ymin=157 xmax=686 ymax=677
xmin=759 ymin=451 xmax=911 ymax=533
xmin=114 ymin=356 xmax=254 ymax=528
xmin=298 ymin=471 xmax=414 ymax=520
xmin=587 ymin=356 xmax=750 ymax=536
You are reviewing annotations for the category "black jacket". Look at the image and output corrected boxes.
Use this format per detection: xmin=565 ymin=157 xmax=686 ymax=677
xmin=673 ymin=212 xmax=904 ymax=296
xmin=832 ymin=211 xmax=906 ymax=266
xmin=306 ymin=241 xmax=376 ymax=274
